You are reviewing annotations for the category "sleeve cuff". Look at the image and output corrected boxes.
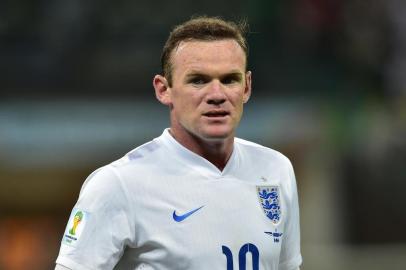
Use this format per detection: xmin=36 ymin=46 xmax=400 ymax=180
xmin=56 ymin=256 xmax=94 ymax=270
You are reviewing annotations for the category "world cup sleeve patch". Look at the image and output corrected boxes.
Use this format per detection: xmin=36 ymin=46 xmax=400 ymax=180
xmin=62 ymin=208 xmax=90 ymax=247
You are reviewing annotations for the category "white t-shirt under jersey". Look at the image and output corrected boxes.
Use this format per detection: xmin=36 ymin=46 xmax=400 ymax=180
xmin=56 ymin=129 xmax=302 ymax=270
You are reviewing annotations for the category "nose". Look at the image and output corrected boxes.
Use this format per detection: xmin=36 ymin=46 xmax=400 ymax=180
xmin=206 ymin=80 xmax=226 ymax=105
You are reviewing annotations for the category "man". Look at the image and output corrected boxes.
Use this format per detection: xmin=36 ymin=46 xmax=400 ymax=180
xmin=55 ymin=16 xmax=302 ymax=270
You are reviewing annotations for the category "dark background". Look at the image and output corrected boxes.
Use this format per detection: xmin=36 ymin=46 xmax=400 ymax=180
xmin=1 ymin=0 xmax=405 ymax=269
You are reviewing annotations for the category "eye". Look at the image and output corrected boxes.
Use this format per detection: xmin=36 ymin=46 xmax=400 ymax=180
xmin=190 ymin=78 xmax=206 ymax=85
xmin=187 ymin=75 xmax=209 ymax=85
xmin=221 ymin=75 xmax=241 ymax=85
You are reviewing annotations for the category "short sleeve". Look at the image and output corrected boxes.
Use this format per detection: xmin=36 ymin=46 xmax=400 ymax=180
xmin=279 ymin=160 xmax=302 ymax=270
xmin=56 ymin=166 xmax=134 ymax=270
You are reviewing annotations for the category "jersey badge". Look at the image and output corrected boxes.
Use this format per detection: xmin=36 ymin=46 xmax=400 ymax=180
xmin=62 ymin=208 xmax=90 ymax=246
xmin=257 ymin=186 xmax=281 ymax=224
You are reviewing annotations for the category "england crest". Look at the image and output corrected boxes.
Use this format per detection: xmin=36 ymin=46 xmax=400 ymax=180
xmin=257 ymin=186 xmax=281 ymax=224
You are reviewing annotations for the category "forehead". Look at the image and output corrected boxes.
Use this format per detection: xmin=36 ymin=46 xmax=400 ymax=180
xmin=170 ymin=39 xmax=246 ymax=74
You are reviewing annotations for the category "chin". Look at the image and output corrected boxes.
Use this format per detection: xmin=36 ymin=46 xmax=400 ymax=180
xmin=198 ymin=126 xmax=234 ymax=141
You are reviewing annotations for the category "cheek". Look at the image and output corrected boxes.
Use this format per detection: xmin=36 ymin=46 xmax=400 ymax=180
xmin=229 ymin=94 xmax=246 ymax=120
xmin=173 ymin=92 xmax=202 ymax=110
xmin=172 ymin=96 xmax=198 ymax=120
xmin=228 ymin=92 xmax=245 ymax=107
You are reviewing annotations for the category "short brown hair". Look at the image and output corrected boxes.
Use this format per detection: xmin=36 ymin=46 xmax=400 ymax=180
xmin=161 ymin=16 xmax=249 ymax=86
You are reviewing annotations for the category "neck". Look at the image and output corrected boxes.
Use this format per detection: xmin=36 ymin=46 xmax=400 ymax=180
xmin=168 ymin=129 xmax=234 ymax=171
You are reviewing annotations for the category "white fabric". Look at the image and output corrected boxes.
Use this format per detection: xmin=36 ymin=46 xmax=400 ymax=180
xmin=56 ymin=129 xmax=302 ymax=270
xmin=55 ymin=264 xmax=71 ymax=270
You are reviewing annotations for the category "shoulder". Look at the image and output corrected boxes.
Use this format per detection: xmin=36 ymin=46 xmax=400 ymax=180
xmin=77 ymin=139 xmax=160 ymax=191
xmin=79 ymin=137 xmax=166 ymax=195
xmin=235 ymin=137 xmax=292 ymax=168
xmin=76 ymin=164 xmax=126 ymax=208
xmin=110 ymin=138 xmax=164 ymax=169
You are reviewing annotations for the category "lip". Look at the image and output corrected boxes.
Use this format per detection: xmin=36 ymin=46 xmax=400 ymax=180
xmin=202 ymin=110 xmax=230 ymax=118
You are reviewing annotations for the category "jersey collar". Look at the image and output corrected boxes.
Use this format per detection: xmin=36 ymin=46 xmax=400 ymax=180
xmin=158 ymin=128 xmax=240 ymax=178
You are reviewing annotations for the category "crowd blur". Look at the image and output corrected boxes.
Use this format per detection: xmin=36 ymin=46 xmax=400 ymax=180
xmin=1 ymin=0 xmax=405 ymax=269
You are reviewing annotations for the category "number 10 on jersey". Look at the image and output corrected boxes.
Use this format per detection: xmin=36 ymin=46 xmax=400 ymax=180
xmin=222 ymin=243 xmax=259 ymax=270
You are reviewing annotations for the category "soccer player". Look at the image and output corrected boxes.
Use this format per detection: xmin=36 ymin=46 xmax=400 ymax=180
xmin=55 ymin=16 xmax=302 ymax=270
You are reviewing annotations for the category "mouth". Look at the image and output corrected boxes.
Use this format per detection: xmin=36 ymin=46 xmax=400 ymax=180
xmin=202 ymin=110 xmax=230 ymax=118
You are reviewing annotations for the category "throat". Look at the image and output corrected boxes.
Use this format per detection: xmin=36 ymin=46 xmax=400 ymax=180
xmin=168 ymin=128 xmax=233 ymax=171
xmin=194 ymin=140 xmax=234 ymax=171
xmin=205 ymin=153 xmax=229 ymax=171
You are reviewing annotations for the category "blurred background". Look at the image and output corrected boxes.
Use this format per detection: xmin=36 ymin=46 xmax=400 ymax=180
xmin=1 ymin=0 xmax=405 ymax=269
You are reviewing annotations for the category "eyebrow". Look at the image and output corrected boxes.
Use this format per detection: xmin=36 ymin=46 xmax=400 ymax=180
xmin=185 ymin=71 xmax=243 ymax=80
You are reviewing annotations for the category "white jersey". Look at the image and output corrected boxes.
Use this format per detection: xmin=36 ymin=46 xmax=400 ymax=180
xmin=56 ymin=129 xmax=302 ymax=270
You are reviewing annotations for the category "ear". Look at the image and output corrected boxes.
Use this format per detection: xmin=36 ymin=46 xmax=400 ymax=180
xmin=243 ymin=71 xmax=252 ymax=103
xmin=153 ymin=75 xmax=172 ymax=106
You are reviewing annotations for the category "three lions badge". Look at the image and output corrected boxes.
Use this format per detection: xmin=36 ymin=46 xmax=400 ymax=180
xmin=257 ymin=186 xmax=281 ymax=224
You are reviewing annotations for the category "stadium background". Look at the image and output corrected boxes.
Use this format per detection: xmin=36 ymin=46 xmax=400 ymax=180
xmin=1 ymin=0 xmax=405 ymax=269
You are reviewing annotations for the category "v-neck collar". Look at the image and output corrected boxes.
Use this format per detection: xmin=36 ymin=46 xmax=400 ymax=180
xmin=158 ymin=128 xmax=239 ymax=178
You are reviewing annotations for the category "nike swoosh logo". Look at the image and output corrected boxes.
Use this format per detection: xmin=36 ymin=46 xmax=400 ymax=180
xmin=173 ymin=206 xmax=204 ymax=222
